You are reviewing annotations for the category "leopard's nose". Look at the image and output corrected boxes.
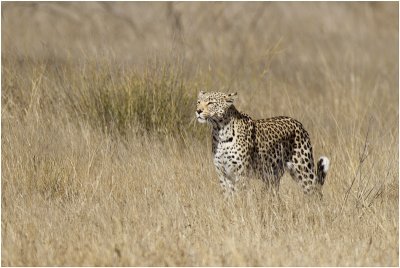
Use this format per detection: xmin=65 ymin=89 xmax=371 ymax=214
xmin=197 ymin=109 xmax=202 ymax=114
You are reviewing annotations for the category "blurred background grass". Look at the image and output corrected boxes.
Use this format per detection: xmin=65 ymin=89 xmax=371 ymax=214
xmin=2 ymin=2 xmax=398 ymax=137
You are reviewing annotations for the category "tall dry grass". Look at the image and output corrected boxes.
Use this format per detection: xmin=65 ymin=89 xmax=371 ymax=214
xmin=1 ymin=2 xmax=399 ymax=266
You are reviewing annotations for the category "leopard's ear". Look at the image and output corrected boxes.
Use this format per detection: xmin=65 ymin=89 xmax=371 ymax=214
xmin=198 ymin=90 xmax=206 ymax=98
xmin=226 ymin=92 xmax=238 ymax=103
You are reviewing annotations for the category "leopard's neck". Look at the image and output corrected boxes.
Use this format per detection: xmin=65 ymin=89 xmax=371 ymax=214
xmin=210 ymin=106 xmax=252 ymax=145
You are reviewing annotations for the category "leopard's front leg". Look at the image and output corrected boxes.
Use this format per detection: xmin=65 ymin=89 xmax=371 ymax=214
xmin=215 ymin=168 xmax=236 ymax=197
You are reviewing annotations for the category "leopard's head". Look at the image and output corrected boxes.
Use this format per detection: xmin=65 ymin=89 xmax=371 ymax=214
xmin=196 ymin=91 xmax=237 ymax=124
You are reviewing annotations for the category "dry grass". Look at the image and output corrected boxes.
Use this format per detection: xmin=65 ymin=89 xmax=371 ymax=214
xmin=1 ymin=2 xmax=399 ymax=266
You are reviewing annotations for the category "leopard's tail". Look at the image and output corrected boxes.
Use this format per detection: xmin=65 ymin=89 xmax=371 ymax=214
xmin=316 ymin=156 xmax=330 ymax=185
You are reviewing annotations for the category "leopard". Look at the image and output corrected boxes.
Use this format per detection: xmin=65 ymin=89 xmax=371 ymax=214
xmin=195 ymin=91 xmax=330 ymax=198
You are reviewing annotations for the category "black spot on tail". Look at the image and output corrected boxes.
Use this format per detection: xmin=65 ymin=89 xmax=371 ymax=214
xmin=316 ymin=158 xmax=327 ymax=185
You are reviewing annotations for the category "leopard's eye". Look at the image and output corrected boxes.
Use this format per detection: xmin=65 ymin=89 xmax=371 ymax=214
xmin=207 ymin=101 xmax=215 ymax=105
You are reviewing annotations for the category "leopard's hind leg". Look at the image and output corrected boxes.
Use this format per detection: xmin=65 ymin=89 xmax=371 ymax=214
xmin=285 ymin=132 xmax=329 ymax=197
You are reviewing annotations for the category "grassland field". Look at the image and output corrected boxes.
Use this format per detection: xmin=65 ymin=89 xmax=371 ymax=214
xmin=1 ymin=2 xmax=399 ymax=266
